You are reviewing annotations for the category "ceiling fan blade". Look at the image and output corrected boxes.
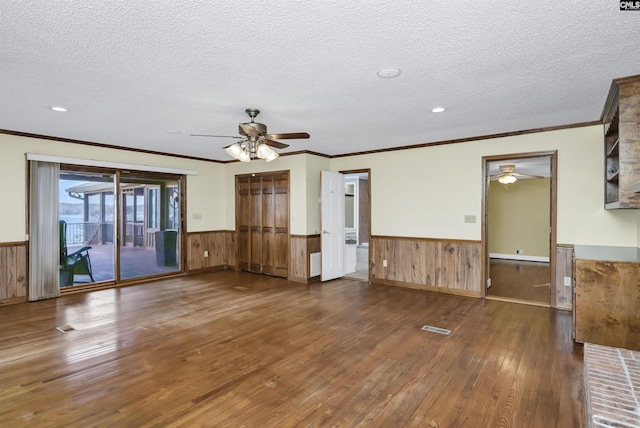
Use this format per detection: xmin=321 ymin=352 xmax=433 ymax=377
xmin=265 ymin=139 xmax=289 ymax=149
xmin=266 ymin=132 xmax=310 ymax=140
xmin=191 ymin=134 xmax=242 ymax=139
xmin=239 ymin=123 xmax=260 ymax=137
xmin=512 ymin=173 xmax=544 ymax=179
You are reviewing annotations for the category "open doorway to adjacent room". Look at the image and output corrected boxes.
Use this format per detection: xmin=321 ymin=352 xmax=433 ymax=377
xmin=342 ymin=170 xmax=370 ymax=281
xmin=483 ymin=152 xmax=556 ymax=306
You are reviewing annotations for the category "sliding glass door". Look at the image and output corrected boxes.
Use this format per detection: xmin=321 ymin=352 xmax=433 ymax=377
xmin=118 ymin=173 xmax=181 ymax=280
xmin=58 ymin=167 xmax=182 ymax=288
xmin=59 ymin=170 xmax=116 ymax=286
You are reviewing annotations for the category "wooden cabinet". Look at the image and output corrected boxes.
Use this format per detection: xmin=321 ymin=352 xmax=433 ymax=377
xmin=602 ymin=75 xmax=640 ymax=209
xmin=236 ymin=171 xmax=289 ymax=278
xmin=574 ymin=245 xmax=640 ymax=350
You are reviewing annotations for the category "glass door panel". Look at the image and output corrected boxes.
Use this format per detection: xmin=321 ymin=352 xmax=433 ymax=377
xmin=118 ymin=174 xmax=181 ymax=280
xmin=59 ymin=170 xmax=116 ymax=287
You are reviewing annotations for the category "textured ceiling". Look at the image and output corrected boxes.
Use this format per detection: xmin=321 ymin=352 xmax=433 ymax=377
xmin=1 ymin=1 xmax=639 ymax=161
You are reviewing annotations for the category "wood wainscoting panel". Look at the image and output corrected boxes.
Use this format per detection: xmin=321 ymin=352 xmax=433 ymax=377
xmin=371 ymin=236 xmax=481 ymax=297
xmin=555 ymin=245 xmax=574 ymax=310
xmin=186 ymin=231 xmax=236 ymax=272
xmin=0 ymin=242 xmax=28 ymax=305
xmin=289 ymin=234 xmax=321 ymax=283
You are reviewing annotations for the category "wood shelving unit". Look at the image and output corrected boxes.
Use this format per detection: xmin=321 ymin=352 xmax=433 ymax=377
xmin=601 ymin=75 xmax=640 ymax=209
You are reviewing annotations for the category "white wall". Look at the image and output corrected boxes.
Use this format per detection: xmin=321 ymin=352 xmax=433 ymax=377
xmin=0 ymin=133 xmax=226 ymax=242
xmin=330 ymin=125 xmax=638 ymax=247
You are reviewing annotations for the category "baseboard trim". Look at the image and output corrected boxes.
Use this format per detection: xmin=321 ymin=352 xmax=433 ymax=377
xmin=372 ymin=278 xmax=481 ymax=298
xmin=490 ymin=253 xmax=550 ymax=263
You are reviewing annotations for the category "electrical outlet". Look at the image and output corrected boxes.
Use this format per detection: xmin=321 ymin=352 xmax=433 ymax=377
xmin=516 ymin=249 xmax=524 ymax=254
xmin=564 ymin=276 xmax=571 ymax=286
xmin=193 ymin=213 xmax=202 ymax=220
xmin=383 ymin=259 xmax=388 ymax=267
xmin=204 ymin=251 xmax=209 ymax=258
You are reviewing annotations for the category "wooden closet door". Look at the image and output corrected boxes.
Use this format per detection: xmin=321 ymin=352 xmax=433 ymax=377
xmin=236 ymin=177 xmax=250 ymax=271
xmin=273 ymin=173 xmax=289 ymax=277
xmin=249 ymin=176 xmax=262 ymax=273
xmin=261 ymin=175 xmax=275 ymax=275
xmin=235 ymin=171 xmax=289 ymax=278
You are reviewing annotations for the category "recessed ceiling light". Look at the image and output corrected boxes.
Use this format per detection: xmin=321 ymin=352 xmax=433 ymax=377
xmin=377 ymin=67 xmax=401 ymax=78
xmin=166 ymin=130 xmax=182 ymax=134
xmin=51 ymin=106 xmax=67 ymax=112
xmin=432 ymin=107 xmax=446 ymax=113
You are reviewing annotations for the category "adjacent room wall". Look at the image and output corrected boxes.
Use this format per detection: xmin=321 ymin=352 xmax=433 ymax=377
xmin=489 ymin=178 xmax=551 ymax=258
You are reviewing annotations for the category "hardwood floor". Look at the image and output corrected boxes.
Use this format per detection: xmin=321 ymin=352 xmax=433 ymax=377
xmin=0 ymin=271 xmax=584 ymax=427
xmin=488 ymin=259 xmax=551 ymax=304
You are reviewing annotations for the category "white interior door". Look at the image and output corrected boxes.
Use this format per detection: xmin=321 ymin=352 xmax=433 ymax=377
xmin=321 ymin=171 xmax=345 ymax=281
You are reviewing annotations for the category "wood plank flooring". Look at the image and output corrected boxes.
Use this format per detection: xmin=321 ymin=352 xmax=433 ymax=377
xmin=0 ymin=271 xmax=584 ymax=427
xmin=488 ymin=259 xmax=551 ymax=304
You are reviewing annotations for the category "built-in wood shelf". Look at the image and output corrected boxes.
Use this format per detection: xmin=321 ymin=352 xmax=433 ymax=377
xmin=601 ymin=75 xmax=640 ymax=209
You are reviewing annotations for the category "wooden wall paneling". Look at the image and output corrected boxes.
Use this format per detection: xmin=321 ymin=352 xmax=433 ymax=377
xmin=186 ymin=231 xmax=236 ymax=272
xmin=370 ymin=236 xmax=481 ymax=298
xmin=575 ymin=259 xmax=640 ymax=350
xmin=458 ymin=243 xmax=482 ymax=294
xmin=370 ymin=237 xmax=384 ymax=280
xmin=410 ymin=240 xmax=427 ymax=285
xmin=440 ymin=242 xmax=458 ymax=290
xmin=225 ymin=231 xmax=237 ymax=268
xmin=425 ymin=241 xmax=442 ymax=287
xmin=289 ymin=236 xmax=307 ymax=281
xmin=391 ymin=239 xmax=412 ymax=283
xmin=0 ymin=243 xmax=28 ymax=305
xmin=555 ymin=245 xmax=574 ymax=310
xmin=186 ymin=233 xmax=203 ymax=271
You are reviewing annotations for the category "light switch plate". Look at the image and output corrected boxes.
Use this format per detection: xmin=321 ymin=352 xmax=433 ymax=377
xmin=464 ymin=215 xmax=476 ymax=223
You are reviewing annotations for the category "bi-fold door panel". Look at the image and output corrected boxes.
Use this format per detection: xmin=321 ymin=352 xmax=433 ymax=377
xmin=235 ymin=172 xmax=289 ymax=278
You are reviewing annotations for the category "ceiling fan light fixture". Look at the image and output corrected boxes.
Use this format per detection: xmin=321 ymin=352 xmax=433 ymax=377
xmin=238 ymin=150 xmax=251 ymax=163
xmin=225 ymin=143 xmax=242 ymax=159
xmin=256 ymin=143 xmax=272 ymax=159
xmin=498 ymin=174 xmax=517 ymax=184
xmin=265 ymin=150 xmax=279 ymax=162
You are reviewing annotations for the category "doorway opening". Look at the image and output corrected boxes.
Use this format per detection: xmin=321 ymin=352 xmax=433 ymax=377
xmin=482 ymin=152 xmax=557 ymax=307
xmin=343 ymin=171 xmax=370 ymax=281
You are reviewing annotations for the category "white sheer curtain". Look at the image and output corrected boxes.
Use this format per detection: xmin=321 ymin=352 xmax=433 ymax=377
xmin=29 ymin=161 xmax=60 ymax=301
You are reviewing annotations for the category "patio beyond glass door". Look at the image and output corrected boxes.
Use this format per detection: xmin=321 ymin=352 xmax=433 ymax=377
xmin=59 ymin=171 xmax=116 ymax=286
xmin=118 ymin=174 xmax=181 ymax=280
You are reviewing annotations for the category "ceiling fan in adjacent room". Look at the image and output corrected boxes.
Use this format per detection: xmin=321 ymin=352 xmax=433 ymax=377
xmin=490 ymin=165 xmax=543 ymax=185
xmin=191 ymin=108 xmax=310 ymax=162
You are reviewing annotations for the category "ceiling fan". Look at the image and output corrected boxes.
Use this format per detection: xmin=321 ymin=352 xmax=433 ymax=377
xmin=490 ymin=165 xmax=543 ymax=185
xmin=191 ymin=108 xmax=310 ymax=162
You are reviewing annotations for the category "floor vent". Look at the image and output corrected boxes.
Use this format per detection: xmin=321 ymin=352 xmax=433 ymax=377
xmin=233 ymin=285 xmax=249 ymax=291
xmin=421 ymin=325 xmax=451 ymax=335
xmin=56 ymin=325 xmax=77 ymax=334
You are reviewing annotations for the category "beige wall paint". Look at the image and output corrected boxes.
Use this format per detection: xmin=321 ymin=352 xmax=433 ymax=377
xmin=2 ymin=124 xmax=638 ymax=248
xmin=223 ymin=153 xmax=329 ymax=235
xmin=488 ymin=178 xmax=550 ymax=257
xmin=330 ymin=125 xmax=638 ymax=246
xmin=0 ymin=133 xmax=226 ymax=242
